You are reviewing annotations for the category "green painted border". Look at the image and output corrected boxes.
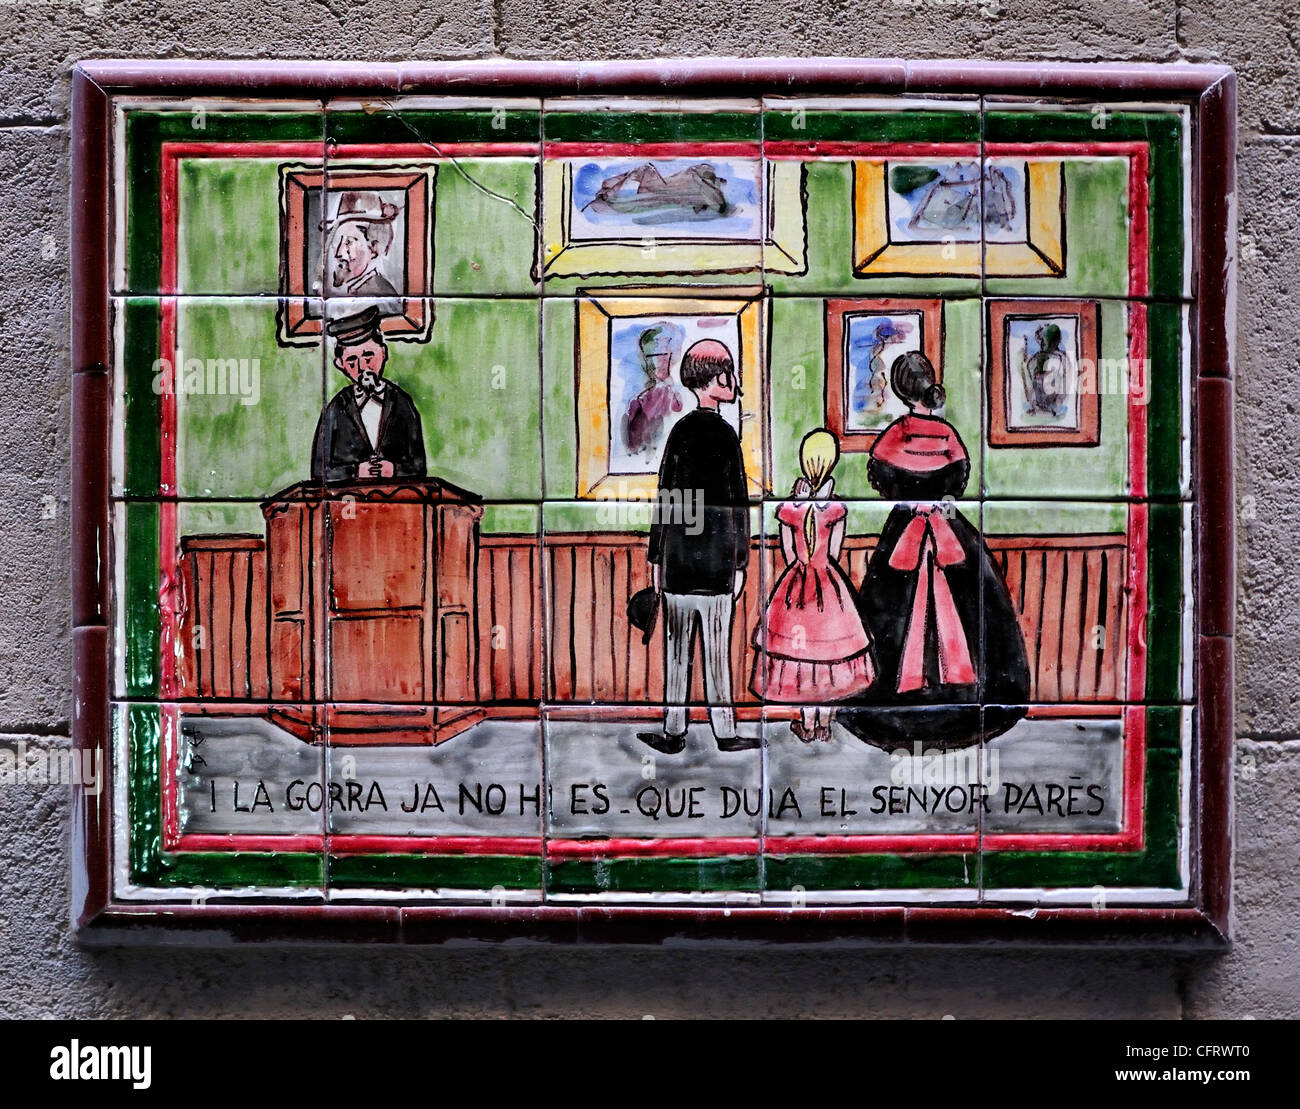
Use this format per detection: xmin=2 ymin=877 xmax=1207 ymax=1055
xmin=121 ymin=299 xmax=162 ymax=497
xmin=764 ymin=108 xmax=980 ymax=144
xmin=546 ymin=855 xmax=761 ymax=895
xmin=124 ymin=502 xmax=160 ymax=699
xmin=1146 ymin=503 xmax=1186 ymax=701
xmin=328 ymin=109 xmax=540 ymax=146
xmin=329 ymin=853 xmax=541 ymax=890
xmin=116 ymin=103 xmax=1191 ymax=899
xmin=1147 ymin=301 xmax=1186 ymax=500
xmin=544 ymin=110 xmax=761 ymax=144
xmin=764 ymin=850 xmax=975 ymax=893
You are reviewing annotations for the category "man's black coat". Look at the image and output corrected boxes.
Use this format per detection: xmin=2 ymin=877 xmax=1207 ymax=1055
xmin=310 ymin=382 xmax=427 ymax=483
xmin=647 ymin=407 xmax=751 ymax=595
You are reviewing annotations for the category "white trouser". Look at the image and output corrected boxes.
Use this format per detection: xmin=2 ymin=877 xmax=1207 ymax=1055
xmin=661 ymin=591 xmax=735 ymax=739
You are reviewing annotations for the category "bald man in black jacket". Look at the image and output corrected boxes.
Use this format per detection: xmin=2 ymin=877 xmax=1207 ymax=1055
xmin=642 ymin=339 xmax=757 ymax=754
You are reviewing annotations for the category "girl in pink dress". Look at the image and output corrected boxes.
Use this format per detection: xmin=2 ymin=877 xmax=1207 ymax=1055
xmin=750 ymin=430 xmax=875 ymax=742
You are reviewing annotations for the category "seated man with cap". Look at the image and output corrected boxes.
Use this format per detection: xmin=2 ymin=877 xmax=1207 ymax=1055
xmin=311 ymin=306 xmax=427 ymax=483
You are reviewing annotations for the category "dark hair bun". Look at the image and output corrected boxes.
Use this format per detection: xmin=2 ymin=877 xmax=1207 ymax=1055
xmin=890 ymin=350 xmax=943 ymax=409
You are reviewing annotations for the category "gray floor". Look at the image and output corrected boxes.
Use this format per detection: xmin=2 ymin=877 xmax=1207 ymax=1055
xmin=179 ymin=712 xmax=1126 ymax=839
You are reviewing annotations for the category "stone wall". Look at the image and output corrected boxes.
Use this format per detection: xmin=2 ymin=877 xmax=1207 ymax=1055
xmin=0 ymin=2 xmax=1293 ymax=1018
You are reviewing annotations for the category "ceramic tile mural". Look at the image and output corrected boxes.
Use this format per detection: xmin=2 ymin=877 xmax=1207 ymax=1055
xmin=71 ymin=61 xmax=1235 ymax=940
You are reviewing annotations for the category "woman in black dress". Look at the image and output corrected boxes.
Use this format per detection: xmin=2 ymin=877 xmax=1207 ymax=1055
xmin=837 ymin=352 xmax=1030 ymax=750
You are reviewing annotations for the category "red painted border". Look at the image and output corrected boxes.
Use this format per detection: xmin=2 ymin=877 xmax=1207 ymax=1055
xmin=544 ymin=141 xmax=762 ymax=158
xmin=547 ymin=838 xmax=760 ymax=858
xmin=150 ymin=134 xmax=1154 ymax=862
xmin=766 ymin=141 xmax=980 ymax=159
xmin=161 ymin=141 xmax=537 ymax=159
xmin=176 ymin=834 xmax=548 ymax=855
xmin=1127 ymin=503 xmax=1150 ymax=704
xmin=327 ymin=836 xmax=545 ymax=855
xmin=1128 ymin=302 xmax=1150 ymax=499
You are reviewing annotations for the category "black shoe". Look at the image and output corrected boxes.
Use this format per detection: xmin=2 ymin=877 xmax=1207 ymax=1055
xmin=637 ymin=731 xmax=686 ymax=754
xmin=715 ymin=733 xmax=760 ymax=752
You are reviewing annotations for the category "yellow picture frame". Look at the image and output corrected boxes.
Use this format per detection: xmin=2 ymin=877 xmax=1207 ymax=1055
xmin=575 ymin=287 xmax=768 ymax=499
xmin=852 ymin=160 xmax=1065 ymax=277
xmin=542 ymin=160 xmax=806 ymax=278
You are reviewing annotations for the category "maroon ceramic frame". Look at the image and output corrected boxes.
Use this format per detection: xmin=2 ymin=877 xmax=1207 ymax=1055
xmin=70 ymin=59 xmax=1236 ymax=945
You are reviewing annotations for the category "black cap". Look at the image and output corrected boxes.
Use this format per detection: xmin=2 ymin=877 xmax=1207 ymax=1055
xmin=326 ymin=305 xmax=384 ymax=347
xmin=626 ymin=587 xmax=660 ymax=645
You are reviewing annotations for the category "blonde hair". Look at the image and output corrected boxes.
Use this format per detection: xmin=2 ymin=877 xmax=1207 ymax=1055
xmin=798 ymin=429 xmax=839 ymax=557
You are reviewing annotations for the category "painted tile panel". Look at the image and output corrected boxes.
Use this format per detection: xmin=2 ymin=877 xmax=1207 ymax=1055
xmin=97 ymin=81 xmax=1211 ymax=921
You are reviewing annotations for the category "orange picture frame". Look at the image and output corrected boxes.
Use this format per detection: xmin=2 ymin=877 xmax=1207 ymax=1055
xmin=825 ymin=297 xmax=944 ymax=451
xmin=278 ymin=165 xmax=433 ymax=341
xmin=987 ymin=298 xmax=1101 ymax=448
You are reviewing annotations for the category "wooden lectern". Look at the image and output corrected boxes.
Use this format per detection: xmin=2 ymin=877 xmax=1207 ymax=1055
xmin=261 ymin=479 xmax=484 ymax=745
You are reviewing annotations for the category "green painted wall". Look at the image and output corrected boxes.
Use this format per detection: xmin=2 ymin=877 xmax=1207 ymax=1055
xmin=431 ymin=160 xmax=539 ymax=296
xmin=175 ymin=297 xmax=322 ymax=500
xmin=176 ymin=295 xmax=542 ymax=505
xmin=179 ymin=159 xmax=286 ymax=293
xmin=174 ymin=153 xmax=1137 ymax=537
xmin=985 ymin=158 xmax=1133 ymax=299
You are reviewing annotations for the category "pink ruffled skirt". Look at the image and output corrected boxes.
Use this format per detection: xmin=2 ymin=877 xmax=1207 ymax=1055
xmin=750 ymin=648 xmax=875 ymax=703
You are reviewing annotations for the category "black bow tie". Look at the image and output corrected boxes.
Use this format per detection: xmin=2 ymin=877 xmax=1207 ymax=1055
xmin=353 ymin=381 xmax=386 ymax=405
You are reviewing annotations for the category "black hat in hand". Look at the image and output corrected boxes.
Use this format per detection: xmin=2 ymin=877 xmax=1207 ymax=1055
xmin=627 ymin=587 xmax=660 ymax=646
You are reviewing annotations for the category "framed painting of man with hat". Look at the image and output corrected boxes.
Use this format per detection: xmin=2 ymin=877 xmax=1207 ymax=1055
xmin=278 ymin=163 xmax=434 ymax=343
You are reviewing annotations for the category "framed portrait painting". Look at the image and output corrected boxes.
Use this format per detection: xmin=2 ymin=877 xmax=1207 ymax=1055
xmin=575 ymin=287 xmax=767 ymax=498
xmin=988 ymin=298 xmax=1101 ymax=447
xmin=279 ymin=163 xmax=435 ymax=342
xmin=825 ymin=297 xmax=944 ymax=450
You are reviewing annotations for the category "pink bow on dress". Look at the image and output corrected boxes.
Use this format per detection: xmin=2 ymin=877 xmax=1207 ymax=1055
xmin=888 ymin=504 xmax=977 ymax=693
